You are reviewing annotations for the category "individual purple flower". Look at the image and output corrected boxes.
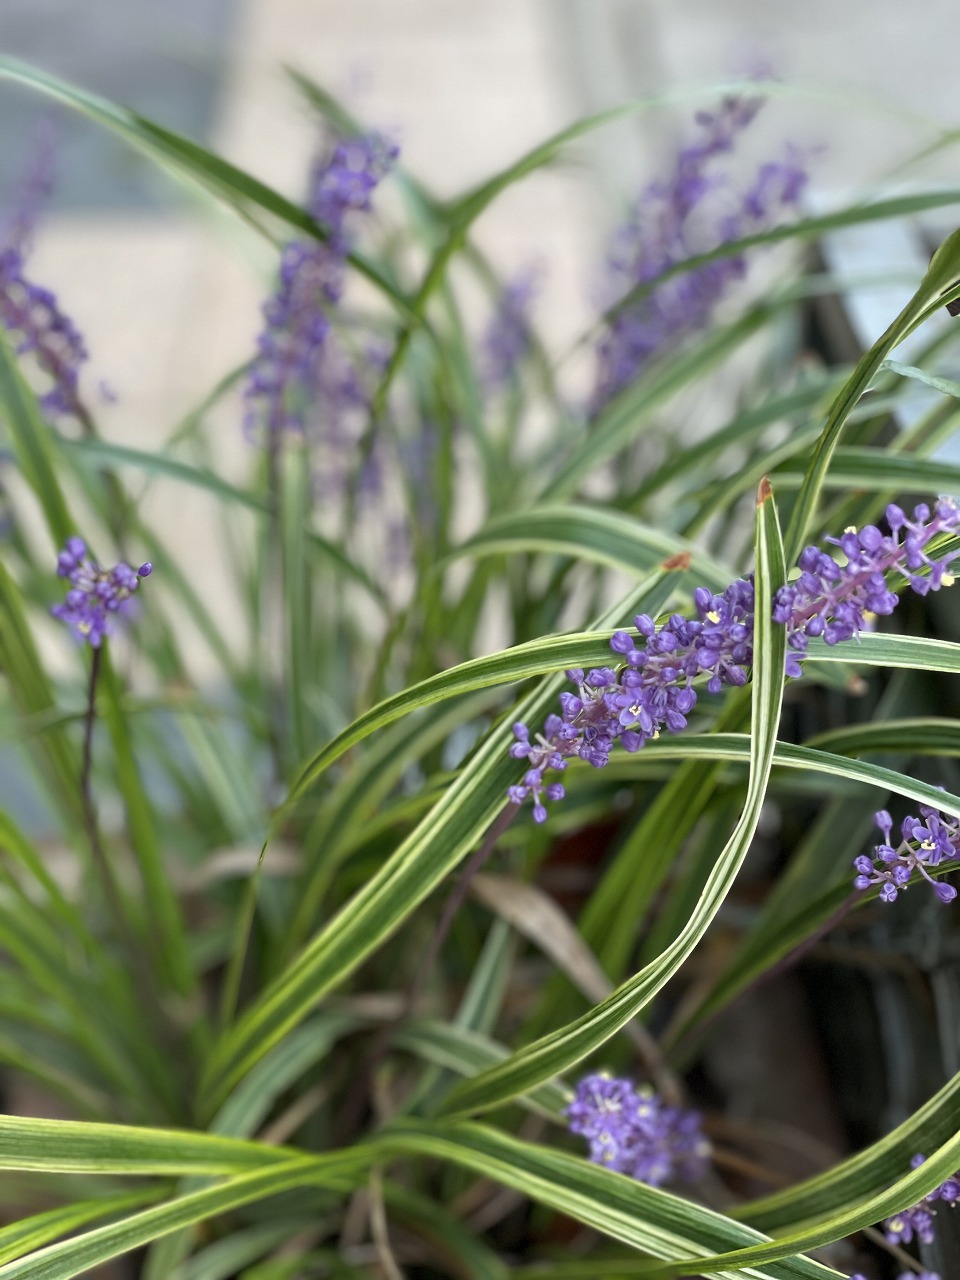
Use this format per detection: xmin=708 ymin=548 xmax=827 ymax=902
xmin=482 ymin=267 xmax=539 ymax=390
xmin=0 ymin=126 xmax=90 ymax=425
xmin=566 ymin=1073 xmax=710 ymax=1187
xmin=882 ymin=1154 xmax=959 ymax=1247
xmin=243 ymin=132 xmax=397 ymax=442
xmin=592 ymin=93 xmax=808 ymax=412
xmin=509 ymin=497 xmax=960 ymax=824
xmin=51 ymin=536 xmax=152 ymax=648
xmin=854 ymin=806 xmax=960 ymax=905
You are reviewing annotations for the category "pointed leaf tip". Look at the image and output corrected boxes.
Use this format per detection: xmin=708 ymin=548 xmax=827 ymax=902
xmin=757 ymin=476 xmax=773 ymax=506
xmin=661 ymin=551 xmax=691 ymax=571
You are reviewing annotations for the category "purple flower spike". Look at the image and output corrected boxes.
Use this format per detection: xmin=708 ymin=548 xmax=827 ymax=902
xmin=2 ymin=118 xmax=57 ymax=256
xmin=774 ymin=499 xmax=960 ymax=673
xmin=592 ymin=93 xmax=808 ymax=412
xmin=243 ymin=131 xmax=397 ymax=444
xmin=566 ymin=1073 xmax=710 ymax=1187
xmin=0 ymin=124 xmax=92 ymax=425
xmin=855 ymin=803 xmax=960 ymax=905
xmin=51 ymin=537 xmax=151 ymax=648
xmin=482 ymin=266 xmax=539 ymax=390
xmin=508 ymin=496 xmax=960 ymax=826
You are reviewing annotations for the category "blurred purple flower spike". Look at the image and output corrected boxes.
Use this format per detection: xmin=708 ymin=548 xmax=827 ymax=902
xmin=0 ymin=120 xmax=91 ymax=425
xmin=482 ymin=266 xmax=540 ymax=390
xmin=243 ymin=132 xmax=398 ymax=442
xmin=592 ymin=93 xmax=808 ymax=411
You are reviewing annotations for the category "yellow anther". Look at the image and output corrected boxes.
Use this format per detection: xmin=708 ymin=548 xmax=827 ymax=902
xmin=943 ymin=572 xmax=956 ymax=588
xmin=844 ymin=525 xmax=857 ymax=534
xmin=706 ymin=609 xmax=721 ymax=623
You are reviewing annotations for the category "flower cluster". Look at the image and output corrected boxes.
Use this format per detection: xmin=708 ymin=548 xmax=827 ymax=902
xmin=508 ymin=498 xmax=960 ymax=826
xmin=592 ymin=93 xmax=807 ymax=412
xmin=567 ymin=1073 xmax=709 ymax=1186
xmin=0 ymin=125 xmax=90 ymax=424
xmin=882 ymin=1153 xmax=959 ymax=1248
xmin=482 ymin=268 xmax=538 ymax=390
xmin=855 ymin=806 xmax=960 ymax=905
xmin=508 ymin=577 xmax=754 ymax=821
xmin=773 ymin=500 xmax=960 ymax=678
xmin=51 ymin=537 xmax=152 ymax=648
xmin=243 ymin=132 xmax=397 ymax=442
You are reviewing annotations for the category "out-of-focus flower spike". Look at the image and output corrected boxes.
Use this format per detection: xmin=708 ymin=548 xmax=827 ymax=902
xmin=482 ymin=266 xmax=539 ymax=390
xmin=243 ymin=132 xmax=398 ymax=444
xmin=592 ymin=92 xmax=808 ymax=412
xmin=0 ymin=122 xmax=91 ymax=425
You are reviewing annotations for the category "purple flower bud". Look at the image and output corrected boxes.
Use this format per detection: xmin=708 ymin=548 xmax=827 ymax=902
xmin=634 ymin=614 xmax=656 ymax=638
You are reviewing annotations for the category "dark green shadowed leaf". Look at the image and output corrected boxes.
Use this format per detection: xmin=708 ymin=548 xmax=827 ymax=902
xmin=737 ymin=1067 xmax=960 ymax=1233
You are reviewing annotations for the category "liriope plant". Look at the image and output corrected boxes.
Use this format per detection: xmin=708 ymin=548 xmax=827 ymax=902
xmin=0 ymin=52 xmax=959 ymax=1280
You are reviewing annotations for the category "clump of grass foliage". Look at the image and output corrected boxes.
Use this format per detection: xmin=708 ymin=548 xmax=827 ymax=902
xmin=1 ymin=53 xmax=960 ymax=1280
